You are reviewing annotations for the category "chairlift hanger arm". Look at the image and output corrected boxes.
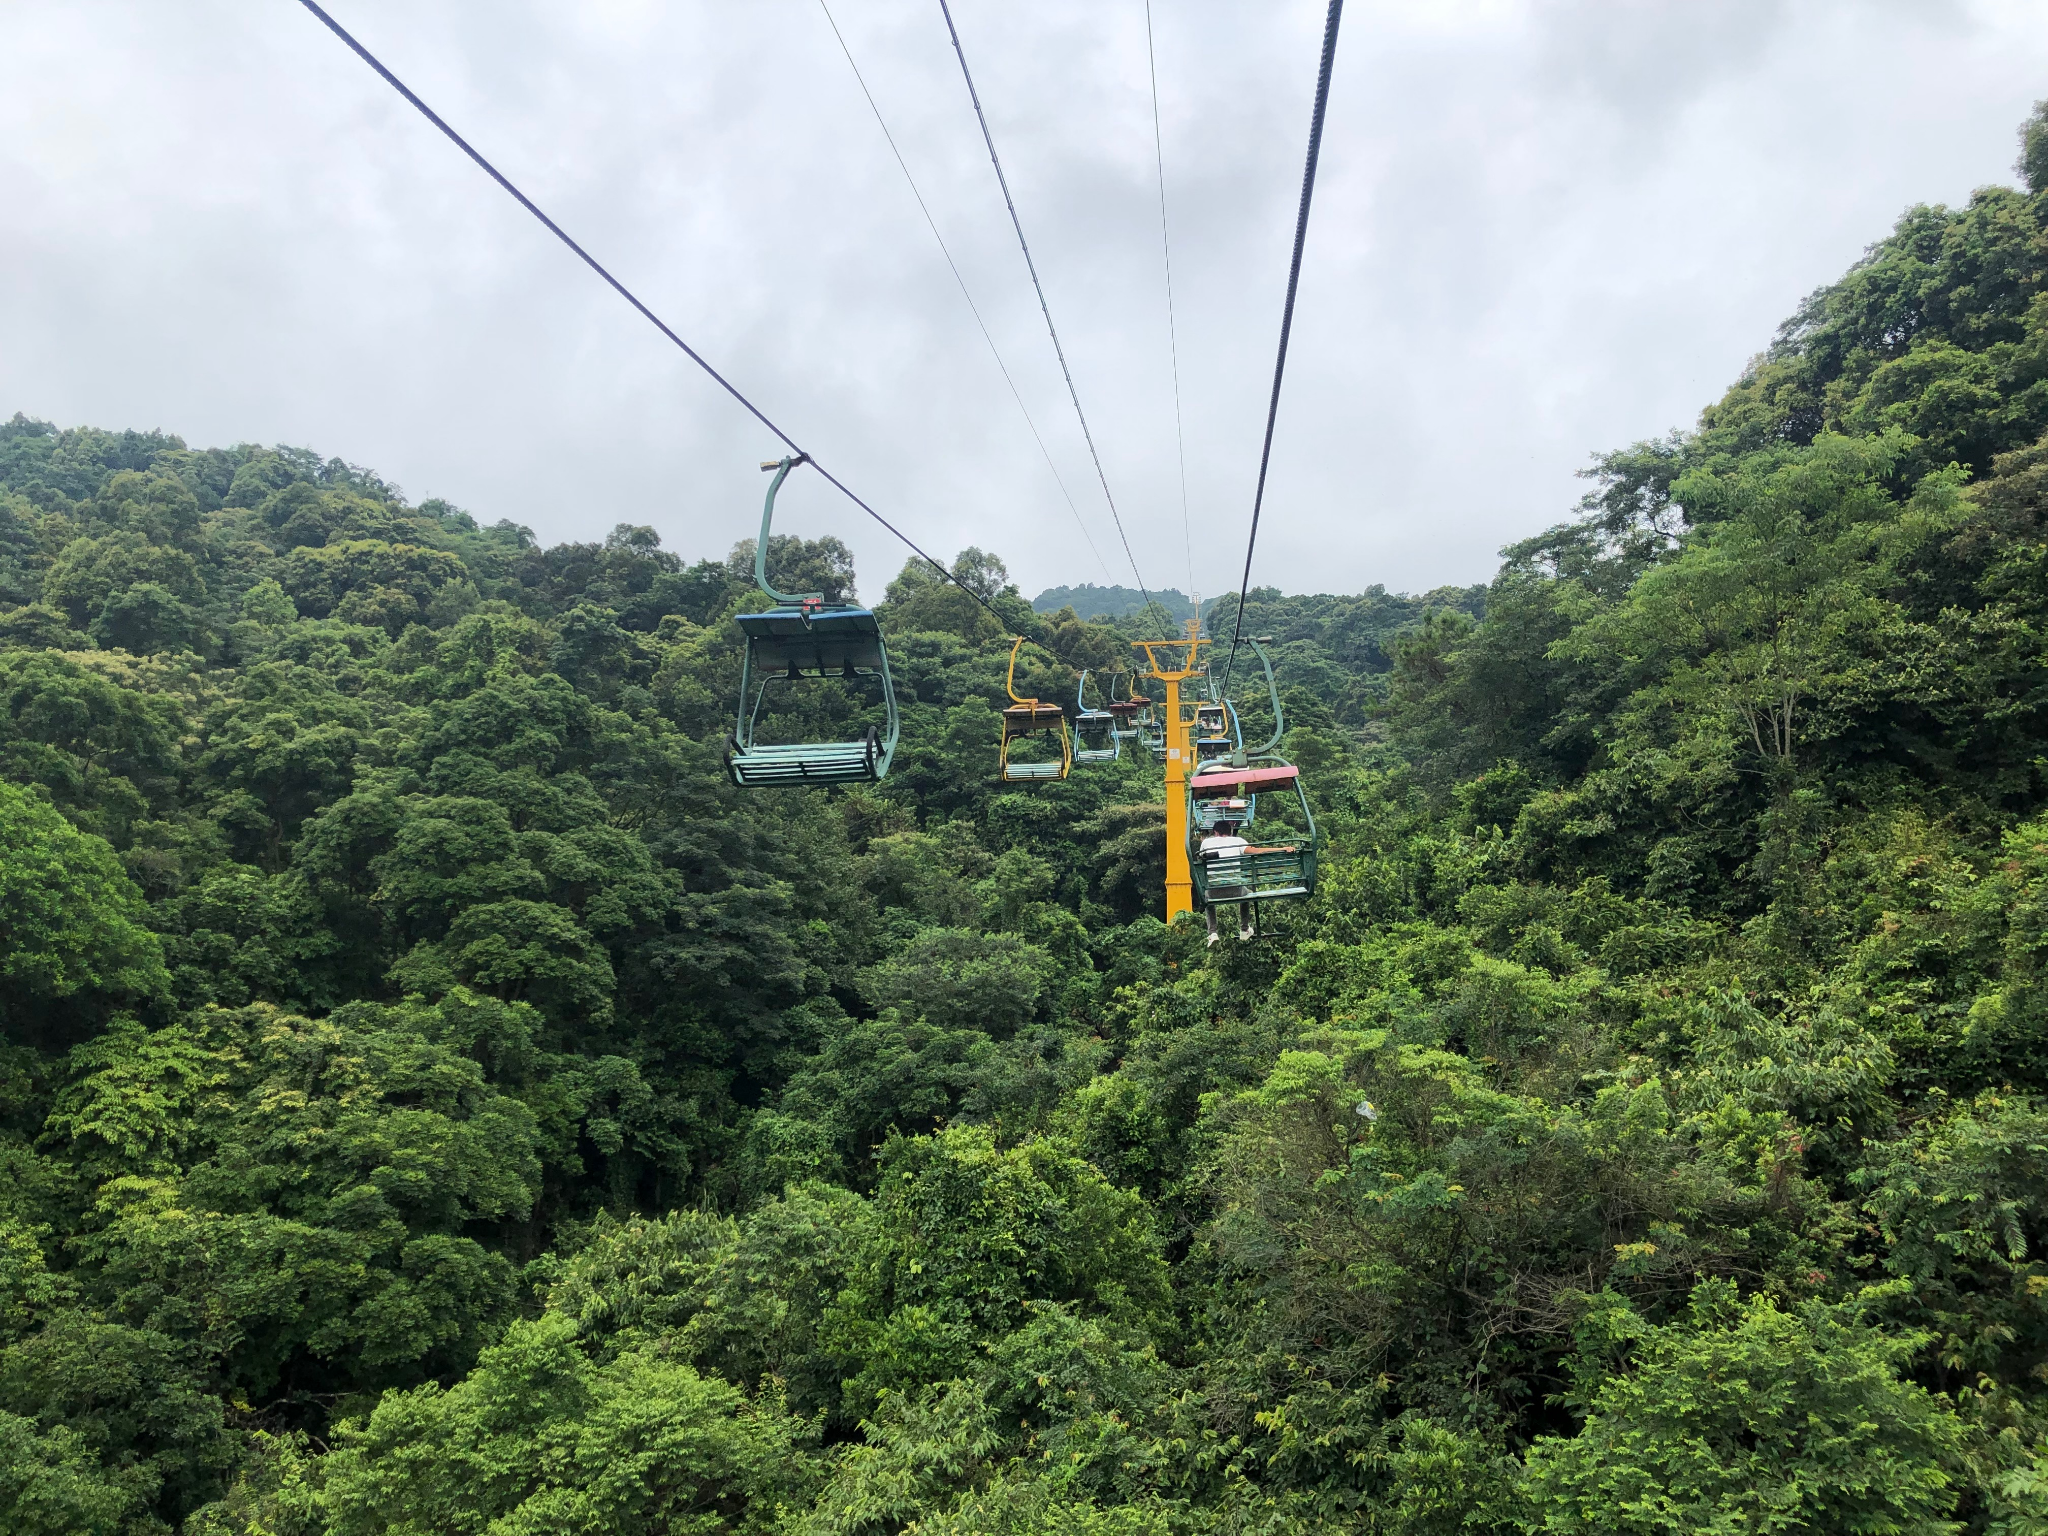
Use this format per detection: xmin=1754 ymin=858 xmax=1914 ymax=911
xmin=1219 ymin=0 xmax=1345 ymax=701
xmin=936 ymin=0 xmax=1153 ymax=610
xmin=756 ymin=455 xmax=823 ymax=606
xmin=1005 ymin=636 xmax=1032 ymax=706
xmin=1245 ymin=635 xmax=1286 ymax=756
xmin=814 ymin=0 xmax=1113 ymax=585
xmin=1005 ymin=634 xmax=1072 ymax=709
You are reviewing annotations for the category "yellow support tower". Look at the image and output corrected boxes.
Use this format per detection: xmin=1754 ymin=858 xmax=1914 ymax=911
xmin=1133 ymin=620 xmax=1210 ymax=923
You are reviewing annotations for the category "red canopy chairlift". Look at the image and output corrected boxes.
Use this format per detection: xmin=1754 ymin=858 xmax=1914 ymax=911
xmin=1187 ymin=639 xmax=1318 ymax=909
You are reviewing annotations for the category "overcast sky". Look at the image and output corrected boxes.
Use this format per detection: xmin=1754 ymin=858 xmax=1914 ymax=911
xmin=4 ymin=1 xmax=2045 ymax=603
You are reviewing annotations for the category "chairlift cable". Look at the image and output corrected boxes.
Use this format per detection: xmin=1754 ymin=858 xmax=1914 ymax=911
xmin=1219 ymin=0 xmax=1344 ymax=700
xmin=818 ymin=0 xmax=1113 ymax=586
xmin=294 ymin=0 xmax=1013 ymax=632
xmin=935 ymin=0 xmax=1154 ymax=612
xmin=1143 ymin=0 xmax=1196 ymax=621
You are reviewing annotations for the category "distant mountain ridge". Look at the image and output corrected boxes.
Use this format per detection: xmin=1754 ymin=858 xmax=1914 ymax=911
xmin=1031 ymin=583 xmax=1197 ymax=621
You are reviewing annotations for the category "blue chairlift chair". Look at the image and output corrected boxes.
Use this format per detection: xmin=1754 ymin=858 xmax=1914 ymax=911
xmin=1074 ymin=670 xmax=1120 ymax=765
xmin=726 ymin=456 xmax=901 ymax=787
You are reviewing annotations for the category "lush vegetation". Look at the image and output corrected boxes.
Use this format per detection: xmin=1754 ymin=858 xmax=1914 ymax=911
xmin=6 ymin=104 xmax=2048 ymax=1536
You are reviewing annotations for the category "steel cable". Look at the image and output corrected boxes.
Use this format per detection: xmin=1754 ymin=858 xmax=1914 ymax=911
xmin=1143 ymin=0 xmax=1196 ymax=625
xmin=816 ymin=0 xmax=1113 ymax=585
xmin=294 ymin=0 xmax=1015 ymax=630
xmin=935 ymin=0 xmax=1155 ymax=615
xmin=1219 ymin=0 xmax=1345 ymax=698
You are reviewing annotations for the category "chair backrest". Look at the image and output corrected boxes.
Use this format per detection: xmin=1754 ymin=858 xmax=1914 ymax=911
xmin=1001 ymin=701 xmax=1067 ymax=738
xmin=1193 ymin=795 xmax=1255 ymax=832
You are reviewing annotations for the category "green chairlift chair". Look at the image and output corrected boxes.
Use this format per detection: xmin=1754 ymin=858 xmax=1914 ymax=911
xmin=1188 ymin=637 xmax=1318 ymax=910
xmin=1107 ymin=674 xmax=1147 ymax=744
xmin=1073 ymin=670 xmax=1121 ymax=765
xmin=1189 ymin=762 xmax=1319 ymax=906
xmin=727 ymin=456 xmax=901 ymax=787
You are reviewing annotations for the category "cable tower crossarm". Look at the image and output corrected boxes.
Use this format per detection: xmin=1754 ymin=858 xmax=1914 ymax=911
xmin=1143 ymin=0 xmax=1195 ymax=610
xmin=935 ymin=0 xmax=1153 ymax=611
xmin=817 ymin=0 xmax=1113 ymax=585
xmin=293 ymin=0 xmax=1014 ymax=632
xmin=1220 ymin=0 xmax=1345 ymax=700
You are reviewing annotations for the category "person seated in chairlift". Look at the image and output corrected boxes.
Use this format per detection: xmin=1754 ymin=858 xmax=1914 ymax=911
xmin=1199 ymin=802 xmax=1256 ymax=944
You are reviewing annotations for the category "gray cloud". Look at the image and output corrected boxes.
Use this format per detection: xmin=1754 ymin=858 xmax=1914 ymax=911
xmin=3 ymin=0 xmax=2043 ymax=602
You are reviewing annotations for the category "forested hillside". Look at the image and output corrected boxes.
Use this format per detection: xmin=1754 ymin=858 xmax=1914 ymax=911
xmin=5 ymin=105 xmax=2048 ymax=1536
xmin=1031 ymin=583 xmax=1197 ymax=622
